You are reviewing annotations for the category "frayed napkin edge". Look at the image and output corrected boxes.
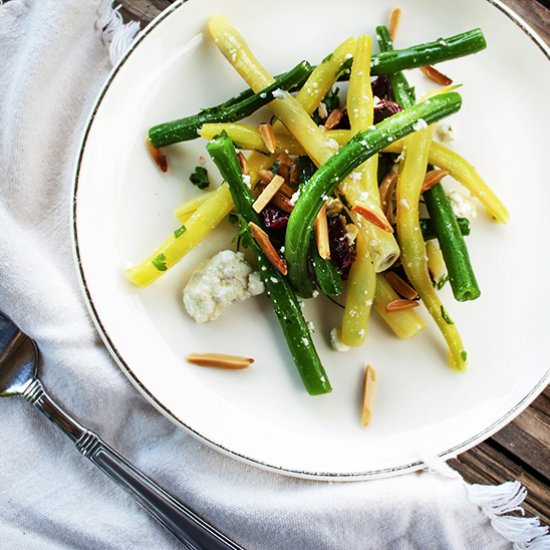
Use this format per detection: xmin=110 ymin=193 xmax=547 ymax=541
xmin=420 ymin=453 xmax=550 ymax=549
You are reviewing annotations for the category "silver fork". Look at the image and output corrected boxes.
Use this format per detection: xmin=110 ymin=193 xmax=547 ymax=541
xmin=0 ymin=312 xmax=244 ymax=550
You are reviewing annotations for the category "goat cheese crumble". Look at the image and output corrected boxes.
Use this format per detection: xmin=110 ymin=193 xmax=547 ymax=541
xmin=412 ymin=118 xmax=428 ymax=132
xmin=435 ymin=123 xmax=455 ymax=143
xmin=448 ymin=190 xmax=478 ymax=219
xmin=183 ymin=250 xmax=264 ymax=323
xmin=330 ymin=328 xmax=350 ymax=352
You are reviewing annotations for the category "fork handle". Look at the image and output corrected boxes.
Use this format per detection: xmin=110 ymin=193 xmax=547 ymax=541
xmin=25 ymin=379 xmax=243 ymax=550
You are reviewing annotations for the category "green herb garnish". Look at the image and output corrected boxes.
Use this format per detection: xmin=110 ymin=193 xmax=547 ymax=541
xmin=440 ymin=306 xmax=454 ymax=325
xmin=190 ymin=166 xmax=210 ymax=189
xmin=436 ymin=275 xmax=449 ymax=290
xmin=152 ymin=253 xmax=168 ymax=271
xmin=174 ymin=225 xmax=187 ymax=238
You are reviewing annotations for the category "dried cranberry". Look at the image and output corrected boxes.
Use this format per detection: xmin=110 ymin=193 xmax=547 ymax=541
xmin=371 ymin=75 xmax=392 ymax=101
xmin=327 ymin=216 xmax=356 ymax=279
xmin=373 ymin=99 xmax=403 ymax=123
xmin=261 ymin=205 xmax=289 ymax=231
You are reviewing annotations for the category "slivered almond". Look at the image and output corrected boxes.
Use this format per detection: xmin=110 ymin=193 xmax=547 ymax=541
xmin=384 ymin=272 xmax=418 ymax=300
xmin=385 ymin=299 xmax=419 ymax=312
xmin=258 ymin=169 xmax=275 ymax=185
xmin=419 ymin=65 xmax=453 ymax=86
xmin=253 ymin=175 xmax=285 ymax=213
xmin=361 ymin=365 xmax=377 ymax=427
xmin=278 ymin=181 xmax=296 ymax=198
xmin=352 ymin=202 xmax=394 ymax=233
xmin=276 ymin=152 xmax=292 ymax=180
xmin=421 ymin=169 xmax=449 ymax=193
xmin=314 ymin=205 xmax=331 ymax=260
xmin=259 ymin=123 xmax=277 ymax=154
xmin=289 ymin=159 xmax=300 ymax=185
xmin=379 ymin=169 xmax=398 ymax=223
xmin=388 ymin=7 xmax=402 ymax=40
xmin=145 ymin=138 xmax=168 ymax=172
xmin=237 ymin=151 xmax=250 ymax=176
xmin=271 ymin=192 xmax=294 ymax=213
xmin=186 ymin=353 xmax=253 ymax=369
xmin=324 ymin=108 xmax=344 ymax=130
xmin=249 ymin=222 xmax=288 ymax=275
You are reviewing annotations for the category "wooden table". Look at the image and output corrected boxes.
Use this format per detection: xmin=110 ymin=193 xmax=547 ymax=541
xmin=120 ymin=0 xmax=550 ymax=525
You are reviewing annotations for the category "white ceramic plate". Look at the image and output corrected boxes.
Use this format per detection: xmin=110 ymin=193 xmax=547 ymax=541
xmin=73 ymin=0 xmax=550 ymax=479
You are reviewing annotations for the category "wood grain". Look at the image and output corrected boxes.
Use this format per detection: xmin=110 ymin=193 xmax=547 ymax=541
xmin=119 ymin=0 xmax=550 ymax=524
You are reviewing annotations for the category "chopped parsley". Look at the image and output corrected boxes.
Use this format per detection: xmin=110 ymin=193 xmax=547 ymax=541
xmin=152 ymin=253 xmax=168 ymax=271
xmin=461 ymin=350 xmax=468 ymax=362
xmin=189 ymin=166 xmax=210 ymax=189
xmin=174 ymin=225 xmax=187 ymax=238
xmin=440 ymin=306 xmax=454 ymax=325
xmin=435 ymin=275 xmax=449 ymax=290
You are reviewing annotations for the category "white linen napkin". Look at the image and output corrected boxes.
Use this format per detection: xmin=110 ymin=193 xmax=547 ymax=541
xmin=0 ymin=1 xmax=546 ymax=549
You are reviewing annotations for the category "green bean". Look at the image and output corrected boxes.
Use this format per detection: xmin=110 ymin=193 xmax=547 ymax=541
xmin=423 ymin=184 xmax=480 ymax=301
xmin=420 ymin=217 xmax=470 ymax=241
xmin=206 ymin=133 xmax=332 ymax=396
xmin=285 ymin=93 xmax=463 ymax=298
xmin=150 ymin=29 xmax=485 ymax=147
xmin=311 ymin=247 xmax=343 ymax=297
xmin=376 ymin=25 xmax=416 ymax=108
xmin=149 ymin=61 xmax=313 ymax=147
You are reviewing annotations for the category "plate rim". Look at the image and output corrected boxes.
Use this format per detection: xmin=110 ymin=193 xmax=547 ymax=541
xmin=71 ymin=0 xmax=550 ymax=480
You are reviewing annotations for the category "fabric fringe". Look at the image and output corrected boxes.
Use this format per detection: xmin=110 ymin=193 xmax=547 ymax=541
xmin=96 ymin=0 xmax=140 ymax=66
xmin=421 ymin=454 xmax=550 ymax=549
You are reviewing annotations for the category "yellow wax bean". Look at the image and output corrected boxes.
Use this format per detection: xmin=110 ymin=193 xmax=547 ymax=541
xmin=207 ymin=15 xmax=338 ymax=166
xmin=200 ymin=123 xmax=305 ymax=156
xmin=427 ymin=142 xmax=509 ymax=223
xmin=174 ymin=191 xmax=215 ymax=223
xmin=340 ymin=233 xmax=376 ymax=347
xmin=296 ymin=36 xmax=356 ymax=115
xmin=127 ymin=184 xmax=234 ymax=287
xmin=373 ymin=275 xmax=426 ymax=339
xmin=384 ymin=140 xmax=509 ymax=223
xmin=396 ymin=127 xmax=467 ymax=371
xmin=342 ymin=35 xmax=399 ymax=273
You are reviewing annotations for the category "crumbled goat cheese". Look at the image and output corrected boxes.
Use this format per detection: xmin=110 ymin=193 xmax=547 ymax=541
xmin=242 ymin=174 xmax=251 ymax=188
xmin=326 ymin=139 xmax=340 ymax=151
xmin=183 ymin=250 xmax=264 ymax=323
xmin=318 ymin=101 xmax=328 ymax=119
xmin=358 ymin=191 xmax=369 ymax=202
xmin=325 ymin=196 xmax=344 ymax=216
xmin=435 ymin=123 xmax=455 ymax=143
xmin=330 ymin=328 xmax=350 ymax=352
xmin=412 ymin=119 xmax=428 ymax=131
xmin=290 ymin=189 xmax=301 ymax=206
xmin=345 ymin=224 xmax=359 ymax=245
xmin=448 ymin=190 xmax=478 ymax=219
xmin=271 ymin=88 xmax=286 ymax=99
xmin=351 ymin=171 xmax=362 ymax=182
